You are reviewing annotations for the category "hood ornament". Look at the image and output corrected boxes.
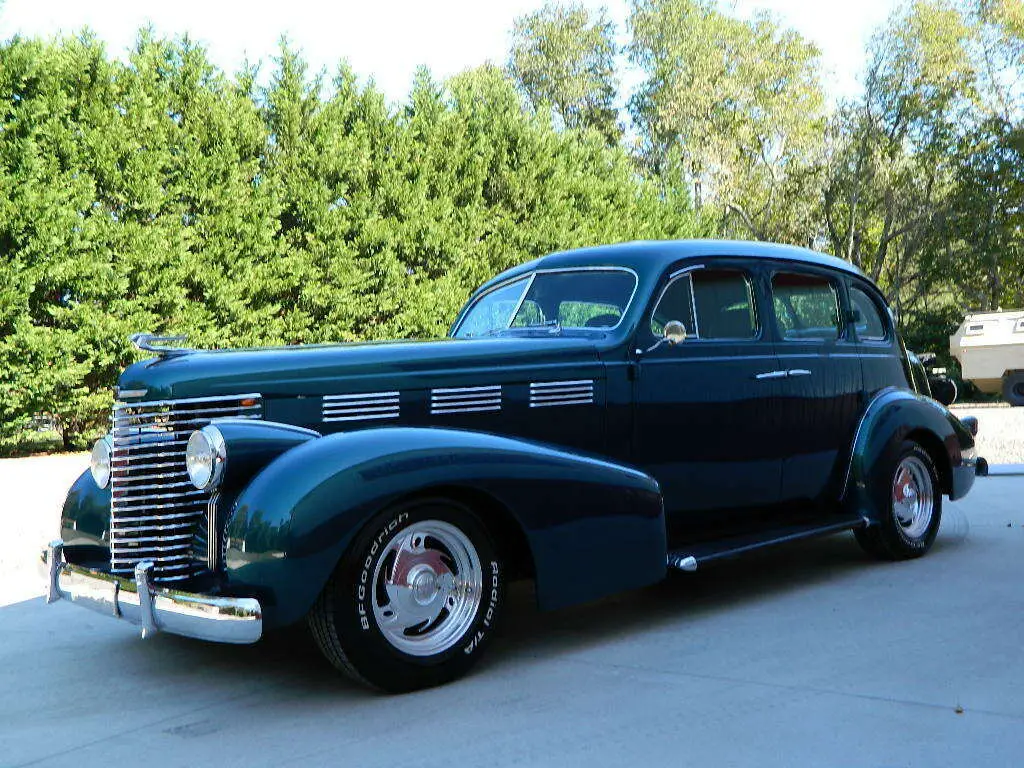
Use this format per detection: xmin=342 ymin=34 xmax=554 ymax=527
xmin=129 ymin=333 xmax=193 ymax=358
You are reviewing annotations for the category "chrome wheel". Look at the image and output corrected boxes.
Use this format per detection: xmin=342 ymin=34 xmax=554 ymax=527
xmin=371 ymin=520 xmax=483 ymax=656
xmin=892 ymin=455 xmax=934 ymax=539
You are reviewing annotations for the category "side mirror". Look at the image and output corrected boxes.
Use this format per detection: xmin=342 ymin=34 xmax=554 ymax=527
xmin=664 ymin=320 xmax=687 ymax=344
xmin=644 ymin=320 xmax=688 ymax=354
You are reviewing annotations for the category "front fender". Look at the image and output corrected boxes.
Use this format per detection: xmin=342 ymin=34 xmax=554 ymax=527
xmin=223 ymin=427 xmax=665 ymax=628
xmin=845 ymin=388 xmax=976 ymax=519
xmin=60 ymin=470 xmax=111 ymax=568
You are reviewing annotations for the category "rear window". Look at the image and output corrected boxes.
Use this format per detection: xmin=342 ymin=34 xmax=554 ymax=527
xmin=772 ymin=272 xmax=841 ymax=341
xmin=850 ymin=285 xmax=888 ymax=342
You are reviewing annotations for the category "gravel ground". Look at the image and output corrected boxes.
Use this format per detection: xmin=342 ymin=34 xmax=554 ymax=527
xmin=950 ymin=403 xmax=1024 ymax=464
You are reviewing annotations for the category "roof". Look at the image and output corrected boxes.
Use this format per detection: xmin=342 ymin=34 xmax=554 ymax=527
xmin=477 ymin=240 xmax=864 ymax=295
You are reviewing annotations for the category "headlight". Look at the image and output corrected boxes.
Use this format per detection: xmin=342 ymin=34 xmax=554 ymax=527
xmin=90 ymin=436 xmax=113 ymax=489
xmin=185 ymin=425 xmax=226 ymax=490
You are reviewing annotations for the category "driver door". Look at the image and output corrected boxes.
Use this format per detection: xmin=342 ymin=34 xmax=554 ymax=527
xmin=632 ymin=261 xmax=784 ymax=538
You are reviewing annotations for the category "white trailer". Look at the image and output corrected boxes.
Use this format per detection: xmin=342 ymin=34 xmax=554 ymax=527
xmin=950 ymin=310 xmax=1024 ymax=406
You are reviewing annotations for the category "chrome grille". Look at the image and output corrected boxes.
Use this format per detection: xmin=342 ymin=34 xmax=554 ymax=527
xmin=110 ymin=393 xmax=261 ymax=582
xmin=529 ymin=379 xmax=594 ymax=408
xmin=430 ymin=385 xmax=502 ymax=415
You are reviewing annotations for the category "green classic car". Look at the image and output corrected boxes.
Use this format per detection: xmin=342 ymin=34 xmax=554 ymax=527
xmin=46 ymin=240 xmax=983 ymax=692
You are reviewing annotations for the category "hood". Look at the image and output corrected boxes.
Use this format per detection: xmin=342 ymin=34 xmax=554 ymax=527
xmin=118 ymin=336 xmax=603 ymax=402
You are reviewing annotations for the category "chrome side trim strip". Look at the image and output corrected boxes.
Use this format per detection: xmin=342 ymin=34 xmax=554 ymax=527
xmin=113 ymin=393 xmax=263 ymax=411
xmin=323 ymin=391 xmax=400 ymax=400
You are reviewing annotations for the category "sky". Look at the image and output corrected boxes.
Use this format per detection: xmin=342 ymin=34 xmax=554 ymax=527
xmin=0 ymin=0 xmax=900 ymax=105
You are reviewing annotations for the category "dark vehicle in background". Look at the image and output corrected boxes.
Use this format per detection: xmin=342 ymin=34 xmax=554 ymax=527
xmin=46 ymin=240 xmax=982 ymax=692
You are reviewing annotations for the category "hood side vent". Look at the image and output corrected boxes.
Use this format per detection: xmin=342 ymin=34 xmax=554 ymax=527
xmin=323 ymin=391 xmax=400 ymax=422
xmin=529 ymin=379 xmax=594 ymax=408
xmin=431 ymin=385 xmax=502 ymax=415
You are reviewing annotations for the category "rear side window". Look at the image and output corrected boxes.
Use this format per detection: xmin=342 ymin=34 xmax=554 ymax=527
xmin=850 ymin=285 xmax=888 ymax=342
xmin=652 ymin=268 xmax=757 ymax=340
xmin=772 ymin=272 xmax=841 ymax=341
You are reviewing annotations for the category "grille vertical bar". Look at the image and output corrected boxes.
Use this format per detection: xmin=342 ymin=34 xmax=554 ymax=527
xmin=109 ymin=393 xmax=261 ymax=583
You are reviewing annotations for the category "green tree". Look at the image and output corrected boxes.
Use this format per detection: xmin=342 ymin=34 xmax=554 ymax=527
xmin=0 ymin=30 xmax=704 ymax=452
xmin=628 ymin=0 xmax=826 ymax=243
xmin=508 ymin=2 xmax=620 ymax=144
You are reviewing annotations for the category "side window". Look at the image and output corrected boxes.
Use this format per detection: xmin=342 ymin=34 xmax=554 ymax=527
xmin=651 ymin=275 xmax=695 ymax=337
xmin=691 ymin=269 xmax=757 ymax=339
xmin=651 ymin=268 xmax=756 ymax=340
xmin=772 ymin=272 xmax=841 ymax=341
xmin=849 ymin=285 xmax=888 ymax=342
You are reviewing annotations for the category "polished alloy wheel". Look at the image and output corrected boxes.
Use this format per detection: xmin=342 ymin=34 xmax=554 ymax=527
xmin=891 ymin=455 xmax=934 ymax=539
xmin=371 ymin=520 xmax=483 ymax=656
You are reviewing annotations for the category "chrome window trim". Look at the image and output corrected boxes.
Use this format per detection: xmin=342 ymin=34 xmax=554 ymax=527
xmin=648 ymin=264 xmax=760 ymax=342
xmin=506 ymin=273 xmax=538 ymax=328
xmin=453 ymin=266 xmax=640 ymax=337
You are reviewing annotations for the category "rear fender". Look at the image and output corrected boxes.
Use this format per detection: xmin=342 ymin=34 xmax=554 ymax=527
xmin=844 ymin=388 xmax=976 ymax=519
xmin=223 ymin=427 xmax=665 ymax=628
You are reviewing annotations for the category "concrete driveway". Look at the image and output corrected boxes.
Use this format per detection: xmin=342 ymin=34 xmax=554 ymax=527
xmin=1 ymin=456 xmax=1022 ymax=767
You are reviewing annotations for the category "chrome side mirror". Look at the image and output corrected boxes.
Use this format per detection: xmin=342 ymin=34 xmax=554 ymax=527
xmin=644 ymin=320 xmax=688 ymax=354
xmin=664 ymin=320 xmax=687 ymax=345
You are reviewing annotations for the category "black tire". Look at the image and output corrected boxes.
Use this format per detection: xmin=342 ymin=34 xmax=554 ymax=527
xmin=308 ymin=498 xmax=504 ymax=693
xmin=1003 ymin=371 xmax=1024 ymax=407
xmin=854 ymin=441 xmax=942 ymax=560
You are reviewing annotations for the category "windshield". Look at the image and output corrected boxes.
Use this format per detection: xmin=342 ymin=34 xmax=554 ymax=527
xmin=453 ymin=269 xmax=637 ymax=339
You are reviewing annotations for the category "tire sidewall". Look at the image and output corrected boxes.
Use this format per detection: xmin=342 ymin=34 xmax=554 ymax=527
xmin=877 ymin=441 xmax=942 ymax=555
xmin=333 ymin=499 xmax=504 ymax=692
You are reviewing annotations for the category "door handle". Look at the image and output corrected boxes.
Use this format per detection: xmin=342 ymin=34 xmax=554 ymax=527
xmin=754 ymin=370 xmax=788 ymax=380
xmin=787 ymin=369 xmax=812 ymax=377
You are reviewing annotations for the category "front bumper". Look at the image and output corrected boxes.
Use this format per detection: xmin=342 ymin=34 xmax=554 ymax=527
xmin=43 ymin=540 xmax=262 ymax=644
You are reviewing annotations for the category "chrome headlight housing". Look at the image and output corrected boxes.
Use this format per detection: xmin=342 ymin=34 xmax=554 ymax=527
xmin=185 ymin=425 xmax=226 ymax=490
xmin=89 ymin=435 xmax=113 ymax=489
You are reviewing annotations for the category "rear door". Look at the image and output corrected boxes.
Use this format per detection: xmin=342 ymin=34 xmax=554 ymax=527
xmin=768 ymin=267 xmax=863 ymax=505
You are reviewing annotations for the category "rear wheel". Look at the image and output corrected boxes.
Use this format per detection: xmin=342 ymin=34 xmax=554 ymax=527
xmin=1002 ymin=371 xmax=1024 ymax=406
xmin=308 ymin=499 xmax=504 ymax=693
xmin=855 ymin=441 xmax=942 ymax=560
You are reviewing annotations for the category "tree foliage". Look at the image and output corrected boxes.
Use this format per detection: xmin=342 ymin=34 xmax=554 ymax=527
xmin=2 ymin=0 xmax=1023 ymax=451
xmin=508 ymin=2 xmax=620 ymax=144
xmin=628 ymin=0 xmax=826 ymax=243
xmin=0 ymin=33 xmax=699 ymax=449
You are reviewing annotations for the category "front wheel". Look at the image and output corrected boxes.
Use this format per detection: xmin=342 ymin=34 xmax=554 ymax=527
xmin=308 ymin=499 xmax=504 ymax=693
xmin=855 ymin=441 xmax=942 ymax=560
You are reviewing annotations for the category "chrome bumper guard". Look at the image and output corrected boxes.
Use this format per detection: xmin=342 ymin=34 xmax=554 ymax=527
xmin=43 ymin=540 xmax=262 ymax=644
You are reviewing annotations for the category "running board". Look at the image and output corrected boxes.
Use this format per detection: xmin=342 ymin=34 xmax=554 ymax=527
xmin=667 ymin=516 xmax=871 ymax=572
